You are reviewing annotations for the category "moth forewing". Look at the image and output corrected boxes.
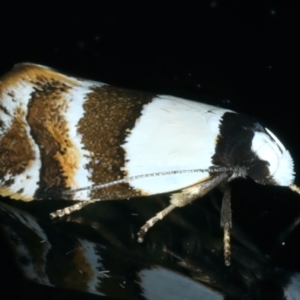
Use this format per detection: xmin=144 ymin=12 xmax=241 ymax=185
xmin=0 ymin=63 xmax=298 ymax=266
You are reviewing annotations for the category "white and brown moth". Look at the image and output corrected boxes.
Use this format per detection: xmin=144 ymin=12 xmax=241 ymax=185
xmin=0 ymin=63 xmax=299 ymax=265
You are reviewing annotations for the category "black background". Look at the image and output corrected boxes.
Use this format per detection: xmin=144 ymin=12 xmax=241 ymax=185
xmin=0 ymin=1 xmax=300 ymax=299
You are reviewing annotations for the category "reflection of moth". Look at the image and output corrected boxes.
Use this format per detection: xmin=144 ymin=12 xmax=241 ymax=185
xmin=0 ymin=63 xmax=298 ymax=265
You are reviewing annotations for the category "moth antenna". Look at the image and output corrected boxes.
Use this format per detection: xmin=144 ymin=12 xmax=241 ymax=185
xmin=63 ymin=178 xmax=127 ymax=195
xmin=64 ymin=167 xmax=237 ymax=195
xmin=289 ymin=184 xmax=300 ymax=195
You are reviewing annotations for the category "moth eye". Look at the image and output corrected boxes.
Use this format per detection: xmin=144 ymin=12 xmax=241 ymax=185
xmin=247 ymin=160 xmax=270 ymax=181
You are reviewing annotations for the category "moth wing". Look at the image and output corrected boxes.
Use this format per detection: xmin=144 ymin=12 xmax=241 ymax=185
xmin=0 ymin=64 xmax=232 ymax=201
xmin=122 ymin=96 xmax=232 ymax=195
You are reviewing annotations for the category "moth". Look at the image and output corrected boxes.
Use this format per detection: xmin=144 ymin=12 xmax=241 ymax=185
xmin=0 ymin=63 xmax=299 ymax=265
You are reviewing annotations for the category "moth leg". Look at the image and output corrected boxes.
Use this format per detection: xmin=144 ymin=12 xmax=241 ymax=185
xmin=220 ymin=185 xmax=232 ymax=266
xmin=50 ymin=199 xmax=98 ymax=219
xmin=137 ymin=172 xmax=229 ymax=242
xmin=137 ymin=203 xmax=177 ymax=243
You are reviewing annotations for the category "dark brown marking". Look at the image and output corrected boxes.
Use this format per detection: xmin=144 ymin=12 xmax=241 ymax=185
xmin=78 ymin=85 xmax=154 ymax=200
xmin=213 ymin=112 xmax=277 ymax=185
xmin=0 ymin=104 xmax=11 ymax=116
xmin=0 ymin=107 xmax=36 ymax=200
xmin=27 ymin=75 xmax=78 ymax=199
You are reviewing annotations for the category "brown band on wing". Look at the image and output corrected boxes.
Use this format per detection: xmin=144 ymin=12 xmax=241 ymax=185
xmin=0 ymin=107 xmax=36 ymax=200
xmin=27 ymin=74 xmax=79 ymax=199
xmin=78 ymin=85 xmax=154 ymax=200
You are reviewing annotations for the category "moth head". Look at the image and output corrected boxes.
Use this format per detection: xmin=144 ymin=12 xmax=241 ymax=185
xmin=248 ymin=127 xmax=294 ymax=186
